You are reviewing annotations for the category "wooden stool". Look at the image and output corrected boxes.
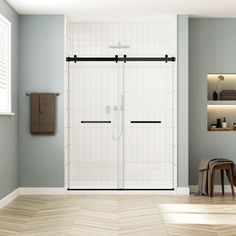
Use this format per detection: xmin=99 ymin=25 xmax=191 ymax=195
xmin=210 ymin=162 xmax=235 ymax=197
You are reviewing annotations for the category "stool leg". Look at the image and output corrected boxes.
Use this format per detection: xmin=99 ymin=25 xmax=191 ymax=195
xmin=210 ymin=169 xmax=215 ymax=197
xmin=221 ymin=170 xmax=224 ymax=196
xmin=228 ymin=167 xmax=235 ymax=197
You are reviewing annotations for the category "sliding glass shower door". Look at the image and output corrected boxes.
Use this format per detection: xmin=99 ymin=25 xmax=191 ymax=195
xmin=68 ymin=60 xmax=175 ymax=190
xmin=123 ymin=61 xmax=175 ymax=189
xmin=68 ymin=61 xmax=120 ymax=189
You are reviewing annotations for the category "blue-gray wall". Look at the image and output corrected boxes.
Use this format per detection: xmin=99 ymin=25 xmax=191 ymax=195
xmin=178 ymin=15 xmax=189 ymax=187
xmin=19 ymin=15 xmax=65 ymax=187
xmin=0 ymin=0 xmax=19 ymax=199
xmin=189 ymin=18 xmax=236 ymax=184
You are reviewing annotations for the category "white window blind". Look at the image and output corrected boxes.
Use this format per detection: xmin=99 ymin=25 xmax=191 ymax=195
xmin=0 ymin=14 xmax=11 ymax=113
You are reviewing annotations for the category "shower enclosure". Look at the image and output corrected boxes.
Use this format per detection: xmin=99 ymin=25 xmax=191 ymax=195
xmin=66 ymin=18 xmax=177 ymax=190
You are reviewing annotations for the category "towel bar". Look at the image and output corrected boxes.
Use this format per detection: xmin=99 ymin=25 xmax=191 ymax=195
xmin=26 ymin=92 xmax=60 ymax=96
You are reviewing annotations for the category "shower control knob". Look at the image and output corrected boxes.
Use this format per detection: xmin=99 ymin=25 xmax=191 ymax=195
xmin=105 ymin=105 xmax=111 ymax=114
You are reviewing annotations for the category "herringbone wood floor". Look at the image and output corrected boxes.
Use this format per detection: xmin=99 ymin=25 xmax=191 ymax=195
xmin=0 ymin=194 xmax=236 ymax=235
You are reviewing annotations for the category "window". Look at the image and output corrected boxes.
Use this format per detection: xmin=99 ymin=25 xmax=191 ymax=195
xmin=0 ymin=14 xmax=11 ymax=114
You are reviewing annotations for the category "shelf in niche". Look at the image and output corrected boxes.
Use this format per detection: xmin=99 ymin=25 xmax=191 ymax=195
xmin=208 ymin=101 xmax=236 ymax=105
xmin=209 ymin=127 xmax=232 ymax=131
xmin=208 ymin=129 xmax=236 ymax=132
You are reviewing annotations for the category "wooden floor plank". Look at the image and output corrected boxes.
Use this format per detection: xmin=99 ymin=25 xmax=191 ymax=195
xmin=0 ymin=194 xmax=235 ymax=235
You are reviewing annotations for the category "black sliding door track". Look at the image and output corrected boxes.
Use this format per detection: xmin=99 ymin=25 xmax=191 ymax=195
xmin=66 ymin=54 xmax=176 ymax=63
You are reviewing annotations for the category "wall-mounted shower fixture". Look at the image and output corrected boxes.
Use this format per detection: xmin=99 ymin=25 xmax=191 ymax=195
xmin=112 ymin=60 xmax=125 ymax=142
xmin=109 ymin=42 xmax=130 ymax=49
xmin=105 ymin=105 xmax=111 ymax=114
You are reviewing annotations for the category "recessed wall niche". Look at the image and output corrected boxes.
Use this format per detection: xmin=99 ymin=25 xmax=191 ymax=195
xmin=207 ymin=74 xmax=236 ymax=131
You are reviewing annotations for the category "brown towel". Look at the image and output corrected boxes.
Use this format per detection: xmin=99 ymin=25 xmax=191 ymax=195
xmin=30 ymin=93 xmax=56 ymax=134
xmin=198 ymin=159 xmax=211 ymax=196
xmin=30 ymin=93 xmax=40 ymax=133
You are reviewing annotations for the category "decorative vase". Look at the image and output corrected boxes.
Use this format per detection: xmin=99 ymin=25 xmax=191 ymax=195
xmin=213 ymin=91 xmax=218 ymax=100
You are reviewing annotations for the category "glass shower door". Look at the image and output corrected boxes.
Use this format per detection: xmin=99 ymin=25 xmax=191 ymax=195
xmin=123 ymin=61 xmax=175 ymax=189
xmin=68 ymin=61 xmax=120 ymax=189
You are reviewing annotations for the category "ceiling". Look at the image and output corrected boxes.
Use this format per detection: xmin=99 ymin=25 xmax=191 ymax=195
xmin=6 ymin=0 xmax=236 ymax=18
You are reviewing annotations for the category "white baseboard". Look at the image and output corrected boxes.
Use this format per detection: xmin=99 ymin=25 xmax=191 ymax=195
xmin=0 ymin=189 xmax=19 ymax=209
xmin=176 ymin=187 xmax=189 ymax=195
xmin=18 ymin=188 xmax=66 ymax=195
xmin=190 ymin=185 xmax=235 ymax=193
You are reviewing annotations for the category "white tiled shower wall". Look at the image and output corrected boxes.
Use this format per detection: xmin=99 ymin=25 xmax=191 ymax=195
xmin=65 ymin=16 xmax=177 ymax=189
